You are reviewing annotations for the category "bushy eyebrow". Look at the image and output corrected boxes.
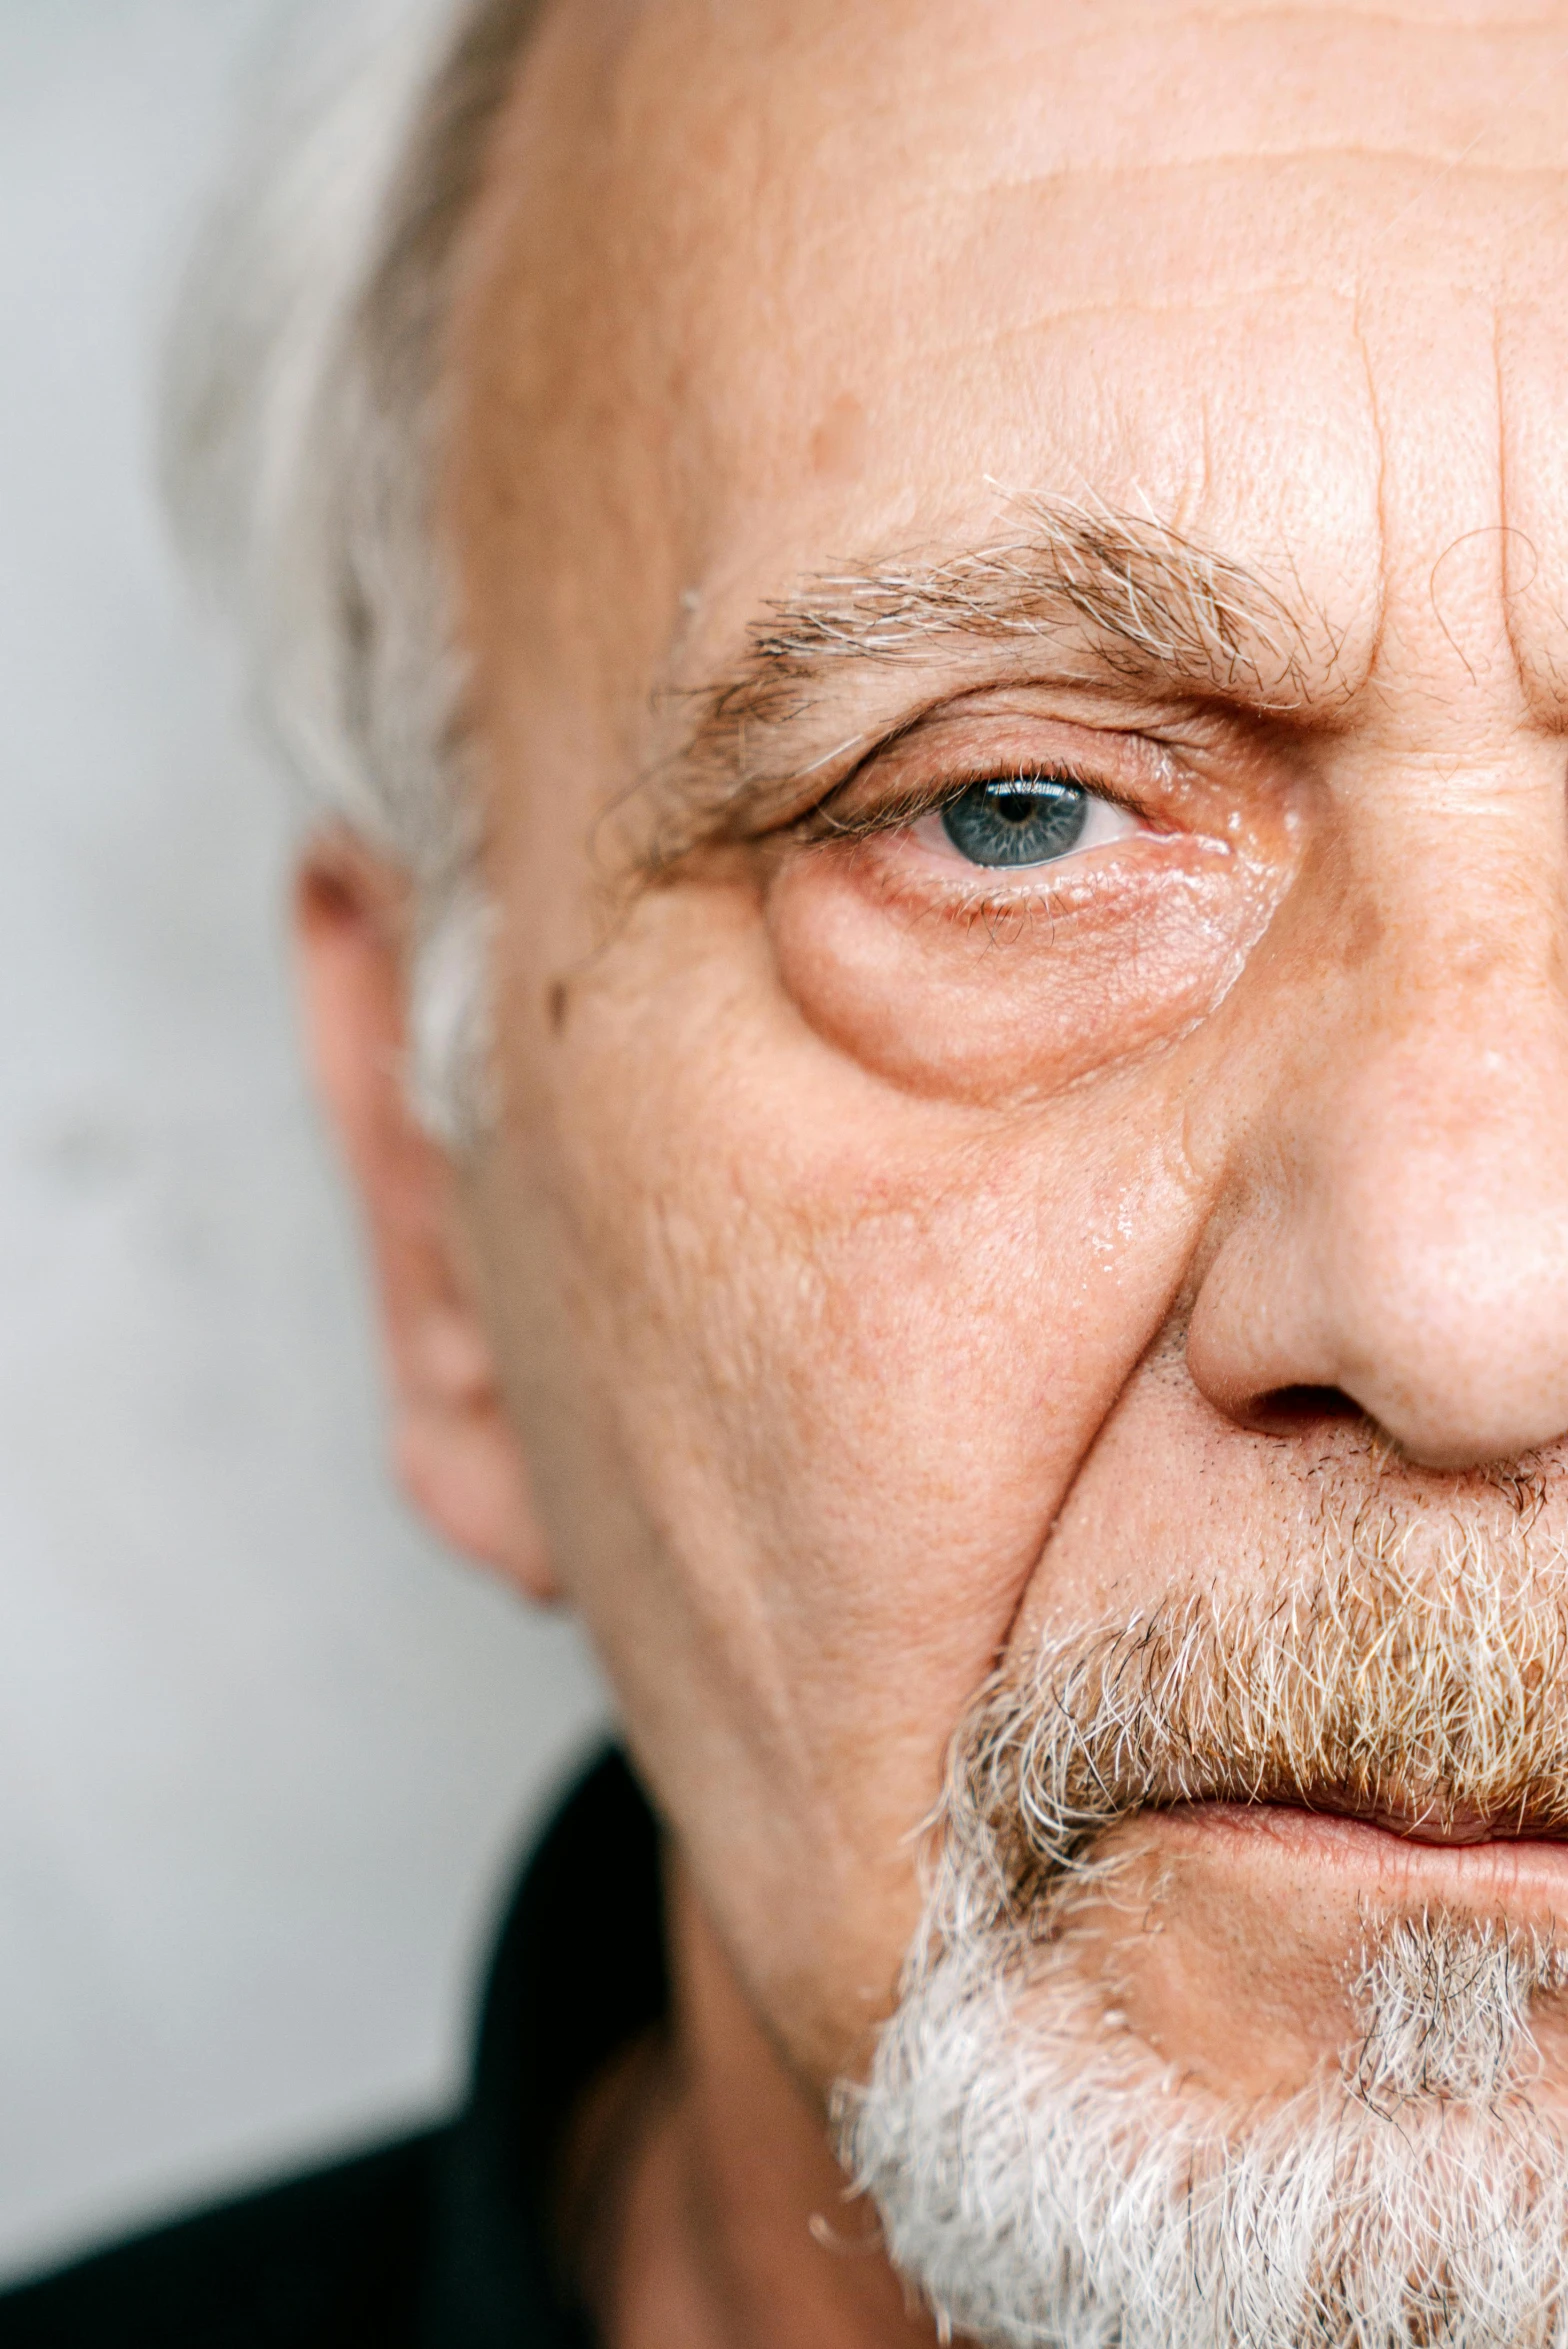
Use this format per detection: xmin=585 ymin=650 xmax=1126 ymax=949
xmin=641 ymin=497 xmax=1327 ymax=874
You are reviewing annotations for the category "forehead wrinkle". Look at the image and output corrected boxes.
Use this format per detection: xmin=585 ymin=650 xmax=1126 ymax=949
xmin=945 ymin=157 xmax=1568 ymax=280
xmin=939 ymin=153 xmax=1568 ymax=196
xmin=827 ymin=9 xmax=1568 ymax=117
xmin=791 ymin=14 xmax=1568 ymax=197
xmin=919 ymin=291 xmax=1341 ymax=375
xmin=818 ymin=160 xmax=1568 ymax=239
xmin=1494 ymin=308 xmax=1568 ymax=723
xmin=638 ymin=499 xmax=1350 ymax=874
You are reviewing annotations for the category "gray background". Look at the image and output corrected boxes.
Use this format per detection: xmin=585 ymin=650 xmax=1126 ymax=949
xmin=0 ymin=0 xmax=609 ymax=2282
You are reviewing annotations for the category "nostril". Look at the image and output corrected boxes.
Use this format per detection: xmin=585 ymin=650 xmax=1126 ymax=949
xmin=1249 ymin=1384 xmax=1365 ymax=1438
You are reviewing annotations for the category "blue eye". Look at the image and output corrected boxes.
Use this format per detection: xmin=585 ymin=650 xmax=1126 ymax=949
xmin=940 ymin=775 xmax=1089 ymax=868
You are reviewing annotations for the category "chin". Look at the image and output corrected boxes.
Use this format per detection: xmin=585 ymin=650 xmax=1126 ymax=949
xmin=839 ymin=1865 xmax=1568 ymax=2349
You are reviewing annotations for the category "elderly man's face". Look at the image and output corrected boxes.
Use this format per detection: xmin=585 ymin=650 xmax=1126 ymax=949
xmin=308 ymin=0 xmax=1568 ymax=2331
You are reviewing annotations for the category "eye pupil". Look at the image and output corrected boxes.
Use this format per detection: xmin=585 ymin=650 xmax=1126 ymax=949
xmin=940 ymin=775 xmax=1089 ymax=868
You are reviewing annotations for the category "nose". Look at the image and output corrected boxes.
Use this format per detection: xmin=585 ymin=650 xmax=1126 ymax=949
xmin=1186 ymin=876 xmax=1568 ymax=1473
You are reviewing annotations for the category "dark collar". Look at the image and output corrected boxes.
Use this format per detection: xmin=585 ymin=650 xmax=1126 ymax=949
xmin=423 ymin=1747 xmax=669 ymax=2348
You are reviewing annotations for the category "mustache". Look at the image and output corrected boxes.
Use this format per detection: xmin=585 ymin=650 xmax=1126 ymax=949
xmin=944 ymin=1512 xmax=1568 ymax=1926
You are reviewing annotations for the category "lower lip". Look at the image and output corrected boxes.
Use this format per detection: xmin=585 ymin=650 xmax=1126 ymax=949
xmin=1158 ymin=1801 xmax=1568 ymax=1905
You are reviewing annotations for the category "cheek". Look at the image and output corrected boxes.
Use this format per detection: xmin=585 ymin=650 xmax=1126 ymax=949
xmin=766 ymin=842 xmax=1263 ymax=1103
xmin=535 ymin=891 xmax=1207 ymax=1807
xmin=486 ymin=875 xmax=1226 ymax=2078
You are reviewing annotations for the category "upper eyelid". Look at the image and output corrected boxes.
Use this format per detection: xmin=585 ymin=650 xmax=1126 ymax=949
xmin=798 ymin=695 xmax=1183 ymax=822
xmin=792 ymin=755 xmax=1141 ymax=847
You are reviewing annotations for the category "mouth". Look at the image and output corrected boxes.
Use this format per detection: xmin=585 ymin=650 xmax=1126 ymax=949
xmin=1282 ymin=1790 xmax=1568 ymax=1847
xmin=1147 ymin=1796 xmax=1568 ymax=1919
xmin=1055 ymin=1799 xmax=1568 ymax=2105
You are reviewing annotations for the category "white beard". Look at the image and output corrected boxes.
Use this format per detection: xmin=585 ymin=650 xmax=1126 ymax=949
xmin=841 ymin=1902 xmax=1568 ymax=2349
xmin=836 ymin=1549 xmax=1568 ymax=2349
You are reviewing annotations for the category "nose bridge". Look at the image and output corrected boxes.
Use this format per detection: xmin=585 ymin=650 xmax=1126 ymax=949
xmin=1187 ymin=753 xmax=1568 ymax=1470
xmin=1315 ymin=978 xmax=1561 ymax=1305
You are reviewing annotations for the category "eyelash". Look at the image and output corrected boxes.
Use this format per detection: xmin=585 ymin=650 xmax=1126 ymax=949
xmin=790 ymin=765 xmax=1133 ymax=850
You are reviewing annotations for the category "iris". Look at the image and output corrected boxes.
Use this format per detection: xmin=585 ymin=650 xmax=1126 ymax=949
xmin=940 ymin=775 xmax=1088 ymax=868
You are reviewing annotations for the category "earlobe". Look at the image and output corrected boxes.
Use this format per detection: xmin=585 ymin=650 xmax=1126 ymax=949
xmin=294 ymin=839 xmax=560 ymax=1603
xmin=396 ymin=1388 xmax=559 ymax=1599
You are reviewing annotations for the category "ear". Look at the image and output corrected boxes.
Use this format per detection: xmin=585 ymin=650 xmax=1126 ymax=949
xmin=294 ymin=838 xmax=558 ymax=1602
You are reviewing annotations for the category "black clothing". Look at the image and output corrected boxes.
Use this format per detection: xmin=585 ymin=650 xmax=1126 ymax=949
xmin=0 ymin=1748 xmax=667 ymax=2348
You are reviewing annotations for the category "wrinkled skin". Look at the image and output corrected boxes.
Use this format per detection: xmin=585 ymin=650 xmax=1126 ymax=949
xmin=297 ymin=3 xmax=1568 ymax=2342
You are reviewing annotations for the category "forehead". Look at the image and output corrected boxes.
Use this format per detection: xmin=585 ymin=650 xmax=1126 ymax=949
xmin=461 ymin=0 xmax=1568 ymax=702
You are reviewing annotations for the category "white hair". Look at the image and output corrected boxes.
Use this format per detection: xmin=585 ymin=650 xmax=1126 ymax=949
xmin=164 ymin=0 xmax=546 ymax=1143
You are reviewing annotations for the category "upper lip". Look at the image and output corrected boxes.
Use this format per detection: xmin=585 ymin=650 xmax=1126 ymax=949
xmin=1283 ymin=1790 xmax=1563 ymax=1847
